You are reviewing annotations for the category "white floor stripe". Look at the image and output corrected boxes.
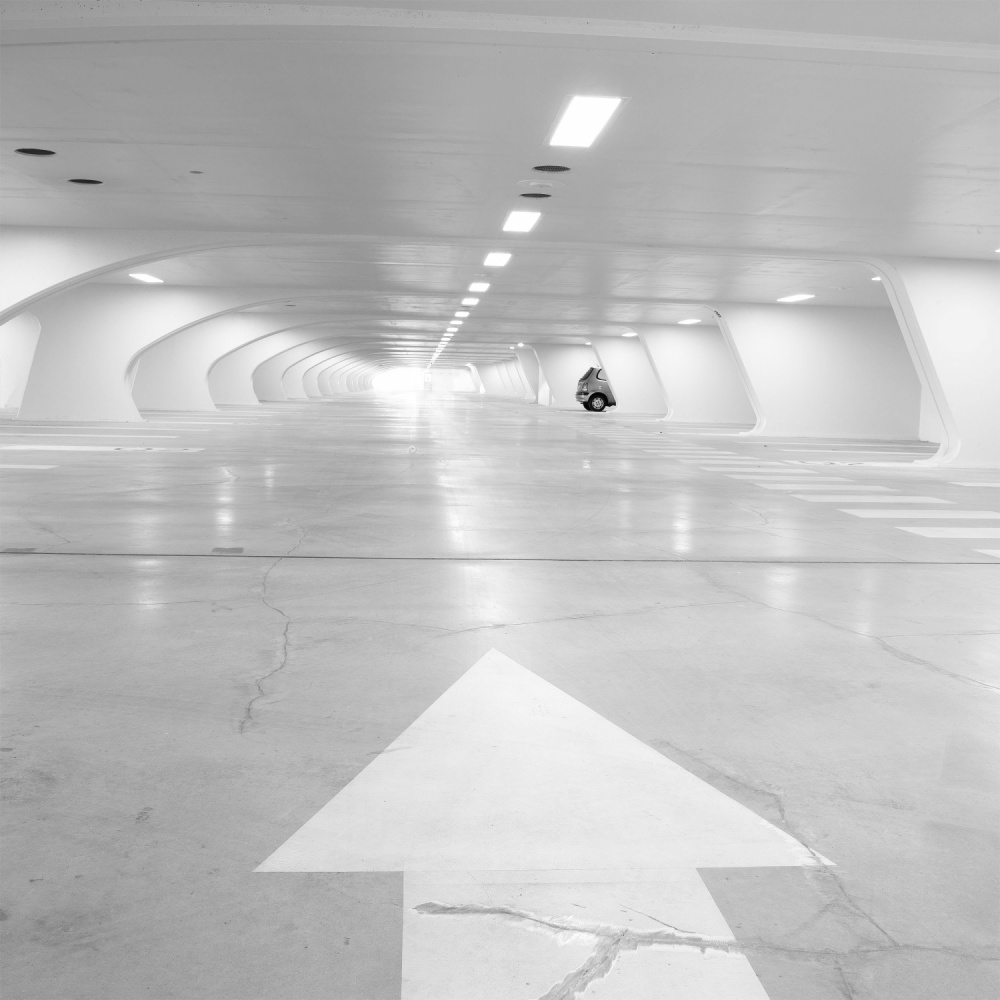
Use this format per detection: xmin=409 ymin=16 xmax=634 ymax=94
xmin=0 ymin=433 xmax=178 ymax=439
xmin=839 ymin=510 xmax=1000 ymax=519
xmin=727 ymin=472 xmax=817 ymax=479
xmin=974 ymin=549 xmax=1000 ymax=557
xmin=758 ymin=483 xmax=888 ymax=490
xmin=0 ymin=445 xmax=203 ymax=453
xmin=0 ymin=463 xmax=57 ymax=469
xmin=901 ymin=527 xmax=1000 ymax=538
xmin=793 ymin=495 xmax=951 ymax=503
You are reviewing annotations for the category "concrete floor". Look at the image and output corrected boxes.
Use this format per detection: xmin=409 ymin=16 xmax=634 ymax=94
xmin=1 ymin=393 xmax=998 ymax=999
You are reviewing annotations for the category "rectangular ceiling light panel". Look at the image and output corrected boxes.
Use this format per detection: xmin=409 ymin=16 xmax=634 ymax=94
xmin=484 ymin=252 xmax=511 ymax=267
xmin=503 ymin=211 xmax=540 ymax=233
xmin=461 ymin=298 xmax=480 ymax=306
xmin=468 ymin=282 xmax=490 ymax=292
xmin=550 ymin=95 xmax=623 ymax=147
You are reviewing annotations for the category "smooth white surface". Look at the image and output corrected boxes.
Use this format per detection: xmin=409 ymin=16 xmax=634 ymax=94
xmin=591 ymin=337 xmax=668 ymax=415
xmin=720 ymin=305 xmax=921 ymax=440
xmin=533 ymin=345 xmax=601 ymax=409
xmin=643 ymin=325 xmax=756 ymax=425
xmin=257 ymin=650 xmax=825 ymax=873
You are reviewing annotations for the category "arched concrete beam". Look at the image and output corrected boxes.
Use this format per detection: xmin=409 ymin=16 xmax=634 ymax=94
xmin=131 ymin=312 xmax=338 ymax=412
xmin=19 ymin=283 xmax=310 ymax=422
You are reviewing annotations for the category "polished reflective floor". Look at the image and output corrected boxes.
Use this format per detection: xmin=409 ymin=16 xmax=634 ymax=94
xmin=2 ymin=394 xmax=998 ymax=999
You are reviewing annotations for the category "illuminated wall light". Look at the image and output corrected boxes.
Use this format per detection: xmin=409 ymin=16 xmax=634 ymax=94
xmin=484 ymin=252 xmax=511 ymax=267
xmin=871 ymin=276 xmax=882 ymax=282
xmin=776 ymin=293 xmax=815 ymax=303
xmin=455 ymin=311 xmax=470 ymax=318
xmin=678 ymin=318 xmax=701 ymax=325
xmin=461 ymin=297 xmax=480 ymax=306
xmin=550 ymin=95 xmax=623 ymax=147
xmin=129 ymin=273 xmax=164 ymax=284
xmin=502 ymin=210 xmax=540 ymax=233
xmin=468 ymin=282 xmax=490 ymax=292
xmin=517 ymin=342 xmax=525 ymax=347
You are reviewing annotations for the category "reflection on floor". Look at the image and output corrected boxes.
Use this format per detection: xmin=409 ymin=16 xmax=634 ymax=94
xmin=2 ymin=394 xmax=998 ymax=1000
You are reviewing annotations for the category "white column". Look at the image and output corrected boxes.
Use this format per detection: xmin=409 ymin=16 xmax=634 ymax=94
xmin=209 ymin=329 xmax=327 ymax=406
xmin=0 ymin=312 xmax=41 ymax=410
xmin=532 ymin=345 xmax=600 ymax=409
xmin=879 ymin=257 xmax=1000 ymax=467
xmin=131 ymin=313 xmax=326 ymax=412
xmin=19 ymin=284 xmax=266 ymax=422
xmin=590 ymin=336 xmax=668 ymax=414
xmin=718 ymin=303 xmax=922 ymax=441
xmin=642 ymin=323 xmax=756 ymax=426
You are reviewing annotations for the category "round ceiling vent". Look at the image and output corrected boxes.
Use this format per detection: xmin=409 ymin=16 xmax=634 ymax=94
xmin=16 ymin=147 xmax=56 ymax=156
xmin=533 ymin=164 xmax=570 ymax=172
xmin=68 ymin=178 xmax=103 ymax=184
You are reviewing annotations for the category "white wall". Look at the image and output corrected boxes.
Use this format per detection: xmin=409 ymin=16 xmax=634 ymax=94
xmin=0 ymin=312 xmax=41 ymax=410
xmin=475 ymin=363 xmax=510 ymax=396
xmin=591 ymin=336 xmax=668 ymax=414
xmin=719 ymin=304 xmax=921 ymax=440
xmin=532 ymin=345 xmax=600 ymax=409
xmin=882 ymin=257 xmax=999 ymax=466
xmin=209 ymin=329 xmax=322 ymax=405
xmin=642 ymin=324 xmax=756 ymax=425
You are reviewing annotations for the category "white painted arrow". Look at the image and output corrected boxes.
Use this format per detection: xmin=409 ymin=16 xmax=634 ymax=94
xmin=258 ymin=650 xmax=831 ymax=998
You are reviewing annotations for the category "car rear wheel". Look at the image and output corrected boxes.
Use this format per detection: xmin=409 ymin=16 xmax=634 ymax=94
xmin=587 ymin=394 xmax=607 ymax=411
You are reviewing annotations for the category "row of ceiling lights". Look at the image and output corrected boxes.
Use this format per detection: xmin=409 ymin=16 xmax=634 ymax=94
xmin=434 ymin=96 xmax=628 ymax=364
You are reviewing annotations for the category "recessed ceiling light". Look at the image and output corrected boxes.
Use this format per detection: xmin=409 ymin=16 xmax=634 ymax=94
xmin=15 ymin=147 xmax=56 ymax=156
xmin=517 ymin=342 xmax=525 ymax=347
xmin=503 ymin=211 xmax=540 ymax=233
xmin=447 ymin=326 xmax=458 ymax=332
xmin=468 ymin=282 xmax=490 ymax=292
xmin=776 ymin=293 xmax=815 ymax=303
xmin=871 ymin=276 xmax=882 ymax=282
xmin=508 ymin=346 xmax=515 ymax=350
xmin=455 ymin=311 xmax=470 ymax=318
xmin=622 ymin=331 xmax=638 ymax=338
xmin=550 ymin=95 xmax=623 ymax=147
xmin=453 ymin=319 xmax=463 ymax=325
xmin=128 ymin=273 xmax=164 ymax=284
xmin=68 ymin=178 xmax=103 ymax=184
xmin=584 ymin=341 xmax=591 ymax=346
xmin=484 ymin=252 xmax=511 ymax=267
xmin=534 ymin=164 xmax=570 ymax=172
xmin=461 ymin=297 xmax=480 ymax=306
xmin=678 ymin=318 xmax=701 ymax=325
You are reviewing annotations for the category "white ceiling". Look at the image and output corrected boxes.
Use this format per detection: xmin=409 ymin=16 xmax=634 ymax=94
xmin=2 ymin=1 xmax=997 ymax=366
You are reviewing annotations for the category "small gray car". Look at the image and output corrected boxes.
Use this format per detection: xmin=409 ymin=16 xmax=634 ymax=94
xmin=575 ymin=367 xmax=616 ymax=411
